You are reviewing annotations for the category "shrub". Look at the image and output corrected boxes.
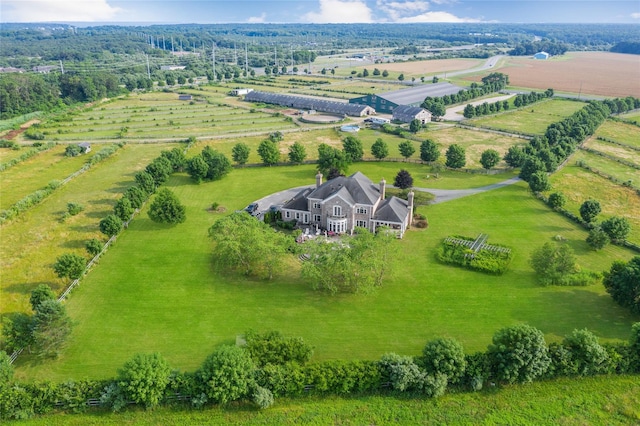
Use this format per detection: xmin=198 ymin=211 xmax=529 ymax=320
xmin=378 ymin=353 xmax=425 ymax=392
xmin=421 ymin=337 xmax=466 ymax=384
xmin=117 ymin=353 xmax=172 ymax=409
xmin=196 ymin=345 xmax=255 ymax=404
xmin=600 ymin=216 xmax=631 ymax=242
xmin=547 ymin=192 xmax=566 ymax=209
xmin=252 ymin=386 xmax=274 ymax=409
xmin=99 ymin=214 xmax=123 ymax=237
xmin=66 ymin=202 xmax=84 ymax=216
xmin=487 ymin=324 xmax=550 ymax=384
xmin=85 ymin=239 xmax=103 ymax=257
xmin=244 ymin=330 xmax=313 ymax=367
xmin=562 ymin=329 xmax=609 ymax=376
xmin=586 ymin=227 xmax=610 ymax=250
xmin=53 ymin=253 xmax=86 ymax=280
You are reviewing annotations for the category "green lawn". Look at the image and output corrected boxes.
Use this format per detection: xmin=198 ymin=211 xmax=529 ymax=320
xmin=467 ymin=99 xmax=586 ymax=135
xmin=14 ymin=165 xmax=638 ymax=382
xmin=0 ymin=146 xmax=33 ymax=163
xmin=18 ymin=375 xmax=640 ymax=425
xmin=584 ymin=138 xmax=640 ymax=165
xmin=0 ymin=143 xmax=178 ymax=315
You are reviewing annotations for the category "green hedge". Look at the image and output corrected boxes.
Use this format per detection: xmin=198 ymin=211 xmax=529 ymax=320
xmin=436 ymin=236 xmax=513 ymax=274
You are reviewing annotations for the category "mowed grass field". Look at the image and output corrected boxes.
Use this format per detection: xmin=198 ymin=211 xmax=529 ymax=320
xmin=0 ymin=145 xmax=92 ymax=210
xmin=15 ymin=164 xmax=638 ymax=382
xmin=30 ymin=92 xmax=298 ymax=142
xmin=0 ymin=143 xmax=179 ymax=315
xmin=467 ymin=98 xmax=586 ymax=135
xmin=17 ymin=375 xmax=640 ymax=425
xmin=595 ymin=120 xmax=640 ymax=148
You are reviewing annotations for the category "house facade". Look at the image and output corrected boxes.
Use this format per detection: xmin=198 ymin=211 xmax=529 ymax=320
xmin=392 ymin=105 xmax=432 ymax=124
xmin=281 ymin=172 xmax=414 ymax=238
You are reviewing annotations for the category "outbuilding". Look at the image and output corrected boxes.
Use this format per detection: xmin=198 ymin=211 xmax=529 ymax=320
xmin=533 ymin=52 xmax=550 ymax=60
xmin=392 ymin=105 xmax=432 ymax=124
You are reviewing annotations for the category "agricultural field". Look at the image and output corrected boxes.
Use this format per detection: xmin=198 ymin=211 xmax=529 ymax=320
xmin=14 ymin=164 xmax=638 ymax=382
xmin=466 ymin=98 xmax=586 ymax=135
xmin=0 ymin=143 xmax=178 ymax=315
xmin=548 ymin=164 xmax=640 ymax=244
xmin=27 ymin=92 xmax=299 ymax=142
xmin=620 ymin=111 xmax=640 ymax=125
xmin=496 ymin=52 xmax=640 ymax=98
xmin=18 ymin=375 xmax=640 ymax=425
xmin=595 ymin=120 xmax=640 ymax=148
xmin=0 ymin=146 xmax=31 ymax=163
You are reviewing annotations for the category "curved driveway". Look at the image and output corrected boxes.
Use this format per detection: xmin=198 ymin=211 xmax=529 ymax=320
xmin=251 ymin=176 xmax=522 ymax=214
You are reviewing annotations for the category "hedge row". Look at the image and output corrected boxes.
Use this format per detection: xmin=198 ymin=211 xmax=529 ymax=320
xmin=575 ymin=159 xmax=640 ymax=195
xmin=0 ymin=142 xmax=56 ymax=172
xmin=596 ymin=136 xmax=640 ymax=152
xmin=579 ymin=146 xmax=640 ymax=170
xmin=1 ymin=323 xmax=638 ymax=420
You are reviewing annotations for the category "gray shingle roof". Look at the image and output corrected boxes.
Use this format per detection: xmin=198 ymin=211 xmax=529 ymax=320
xmin=392 ymin=105 xmax=429 ymax=122
xmin=373 ymin=196 xmax=409 ymax=223
xmin=379 ymin=82 xmax=462 ymax=105
xmin=283 ymin=187 xmax=313 ymax=211
xmin=308 ymin=171 xmax=380 ymax=206
xmin=245 ymin=91 xmax=374 ymax=116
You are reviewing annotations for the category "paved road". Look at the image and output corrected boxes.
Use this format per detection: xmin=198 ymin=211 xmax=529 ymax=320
xmin=412 ymin=176 xmax=522 ymax=204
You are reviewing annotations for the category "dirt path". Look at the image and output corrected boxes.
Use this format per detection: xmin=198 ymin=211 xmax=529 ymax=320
xmin=3 ymin=119 xmax=41 ymax=140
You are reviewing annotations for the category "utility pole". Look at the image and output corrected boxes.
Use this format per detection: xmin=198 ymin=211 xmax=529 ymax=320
xmin=212 ymin=42 xmax=216 ymax=80
xmin=244 ymin=43 xmax=248 ymax=76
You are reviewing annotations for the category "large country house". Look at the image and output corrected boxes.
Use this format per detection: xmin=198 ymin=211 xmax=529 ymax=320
xmin=281 ymin=172 xmax=414 ymax=238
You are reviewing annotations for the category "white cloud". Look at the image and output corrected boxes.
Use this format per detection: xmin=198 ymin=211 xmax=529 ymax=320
xmin=247 ymin=13 xmax=267 ymax=23
xmin=376 ymin=0 xmax=431 ymax=21
xmin=631 ymin=12 xmax=640 ymax=19
xmin=396 ymin=10 xmax=481 ymax=23
xmin=303 ymin=0 xmax=373 ymax=23
xmin=2 ymin=0 xmax=121 ymax=22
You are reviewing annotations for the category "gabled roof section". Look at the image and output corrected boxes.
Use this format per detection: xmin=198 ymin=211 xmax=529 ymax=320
xmin=373 ymin=196 xmax=410 ymax=223
xmin=282 ymin=187 xmax=313 ymax=211
xmin=244 ymin=91 xmax=373 ymax=117
xmin=309 ymin=172 xmax=380 ymax=206
xmin=379 ymin=82 xmax=463 ymax=106
xmin=392 ymin=105 xmax=429 ymax=121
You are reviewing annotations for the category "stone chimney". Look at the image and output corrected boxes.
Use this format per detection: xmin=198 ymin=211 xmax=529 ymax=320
xmin=316 ymin=172 xmax=323 ymax=188
xmin=379 ymin=178 xmax=386 ymax=200
xmin=407 ymin=191 xmax=414 ymax=227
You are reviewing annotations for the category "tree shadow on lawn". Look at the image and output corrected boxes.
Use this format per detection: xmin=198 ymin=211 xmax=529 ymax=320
xmin=89 ymin=197 xmax=117 ymax=206
xmin=517 ymin=288 xmax=635 ymax=343
xmin=59 ymin=239 xmax=85 ymax=250
xmin=3 ymin=281 xmax=54 ymax=297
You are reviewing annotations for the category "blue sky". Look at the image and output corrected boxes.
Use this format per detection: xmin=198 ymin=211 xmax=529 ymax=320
xmin=2 ymin=0 xmax=639 ymax=24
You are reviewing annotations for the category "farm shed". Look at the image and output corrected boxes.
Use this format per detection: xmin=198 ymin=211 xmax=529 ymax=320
xmin=349 ymin=82 xmax=463 ymax=114
xmin=392 ymin=105 xmax=432 ymax=124
xmin=178 ymin=94 xmax=193 ymax=101
xmin=78 ymin=142 xmax=91 ymax=153
xmin=230 ymin=88 xmax=253 ymax=96
xmin=533 ymin=52 xmax=550 ymax=60
xmin=244 ymin=91 xmax=375 ymax=117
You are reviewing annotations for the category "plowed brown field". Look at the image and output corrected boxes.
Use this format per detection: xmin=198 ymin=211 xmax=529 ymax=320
xmin=496 ymin=52 xmax=640 ymax=98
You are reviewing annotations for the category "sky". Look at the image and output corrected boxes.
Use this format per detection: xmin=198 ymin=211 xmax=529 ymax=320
xmin=1 ymin=0 xmax=639 ymax=24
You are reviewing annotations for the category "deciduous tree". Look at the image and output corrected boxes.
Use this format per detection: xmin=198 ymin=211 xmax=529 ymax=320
xmin=394 ymin=169 xmax=413 ymax=189
xmin=422 ymin=337 xmax=466 ymax=384
xmin=528 ymin=171 xmax=551 ymax=193
xmin=288 ymin=141 xmax=306 ymax=164
xmin=503 ymin=146 xmax=527 ymax=168
xmin=445 ymin=144 xmax=466 ymax=169
xmin=563 ymin=329 xmax=609 ymax=376
xmin=586 ymin=227 xmax=610 ymax=250
xmin=29 ymin=284 xmax=56 ymax=311
xmin=342 ymin=135 xmax=364 ymax=162
xmin=529 ymin=242 xmax=578 ymax=286
xmin=32 ymin=299 xmax=73 ymax=358
xmin=480 ymin=149 xmax=501 ymax=171
xmin=187 ymin=155 xmax=209 ymax=183
xmin=148 ymin=188 xmax=186 ymax=224
xmin=603 ymin=256 xmax=640 ymax=315
xmin=99 ymin=214 xmax=123 ymax=237
xmin=257 ymin=139 xmax=280 ymax=166
xmin=117 ymin=353 xmax=171 ymax=409
xmin=579 ymin=199 xmax=601 ymax=223
xmin=53 ymin=253 xmax=86 ymax=280
xmin=547 ymin=192 xmax=566 ymax=209
xmin=113 ymin=197 xmax=134 ymax=222
xmin=232 ymin=143 xmax=250 ymax=166
xmin=420 ymin=139 xmax=440 ymax=162
xmin=601 ymin=216 xmax=630 ymax=242
xmin=371 ymin=138 xmax=389 ymax=160
xmin=317 ymin=143 xmax=350 ymax=178
xmin=196 ymin=345 xmax=256 ymax=404
xmin=398 ymin=141 xmax=415 ymax=160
